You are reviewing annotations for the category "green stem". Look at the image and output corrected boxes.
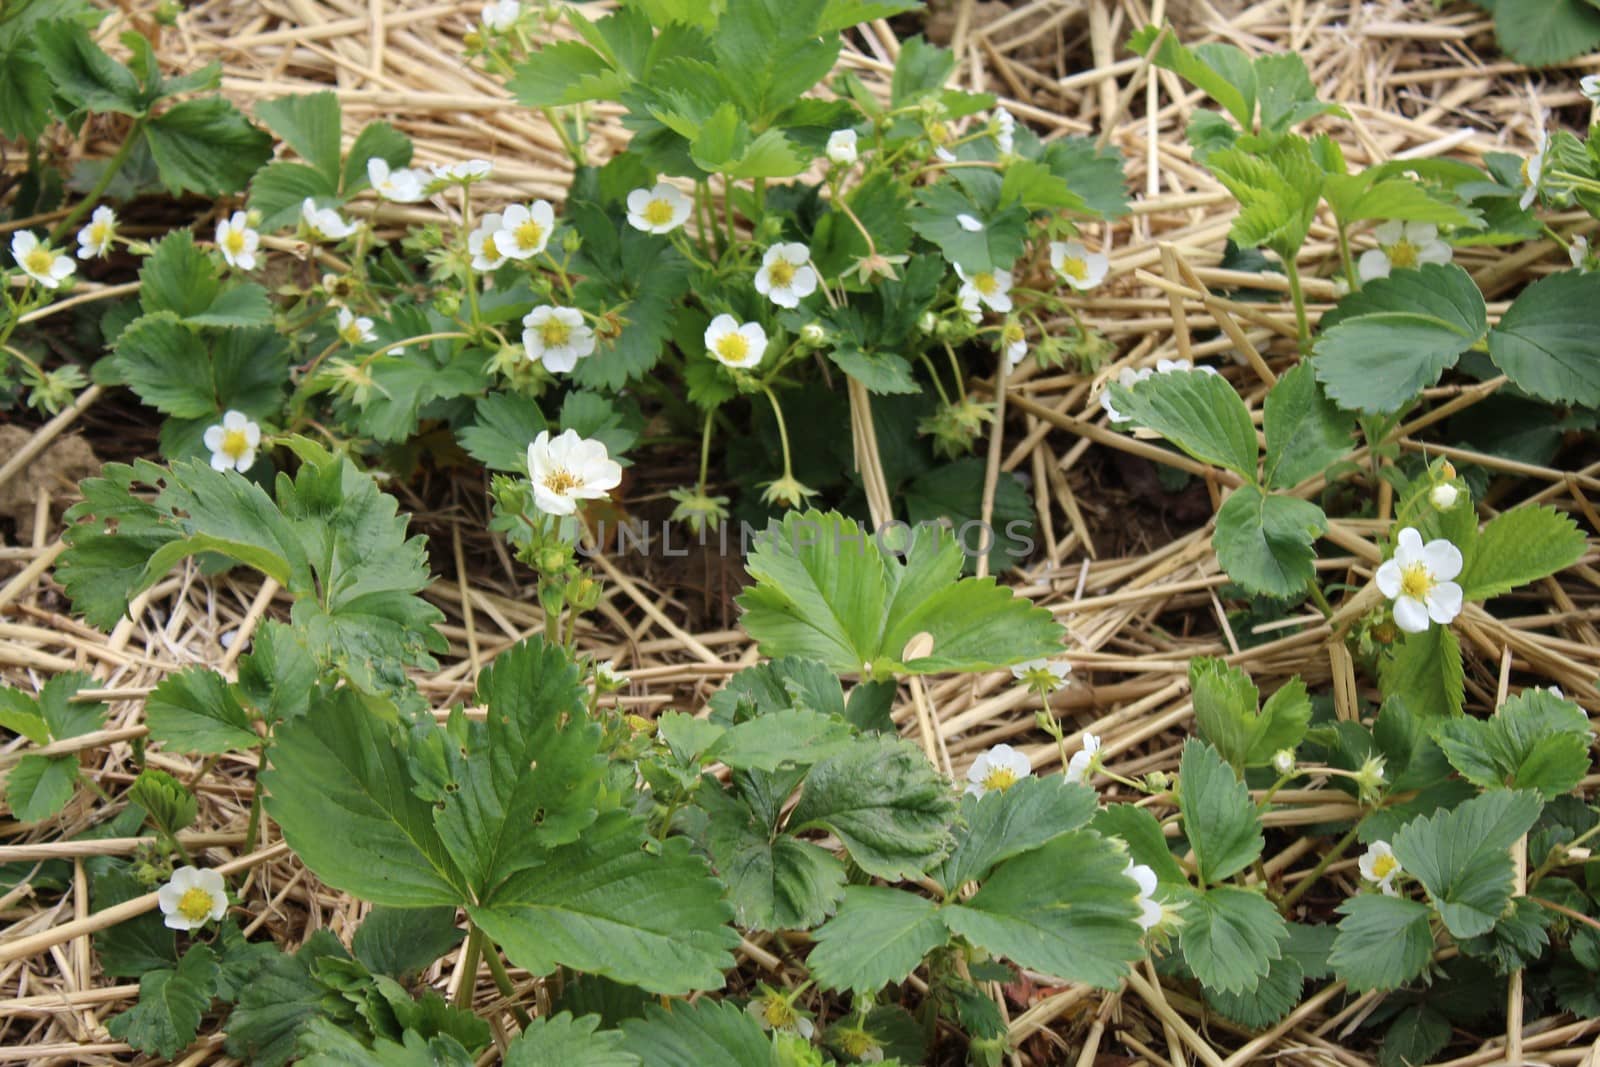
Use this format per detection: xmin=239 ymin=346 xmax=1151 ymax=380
xmin=1281 ymin=254 xmax=1311 ymax=352
xmin=762 ymin=387 xmax=796 ymax=480
xmin=1335 ymin=222 xmax=1359 ymax=290
xmin=454 ymin=923 xmax=486 ymax=1010
xmin=1281 ymin=818 xmax=1366 ymax=910
xmin=540 ymin=106 xmax=586 ymax=166
xmin=51 ymin=119 xmax=145 ymax=244
xmin=696 ymin=410 xmax=715 ymax=492
xmin=481 ymin=939 xmax=532 ymax=1027
xmin=243 ymin=777 xmax=263 ymax=856
xmin=1306 ymin=580 xmax=1334 ymax=620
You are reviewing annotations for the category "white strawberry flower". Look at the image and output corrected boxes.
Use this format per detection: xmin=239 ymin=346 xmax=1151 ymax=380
xmin=527 ymin=429 xmax=622 ymax=516
xmin=1521 ymin=128 xmax=1547 ymax=211
xmin=157 ymin=866 xmax=228 ymax=931
xmin=1375 ymin=526 xmax=1464 ymax=634
xmin=482 ymin=0 xmax=520 ymax=30
xmin=469 ymin=212 xmax=508 ymax=271
xmin=1358 ymin=841 xmax=1402 ymax=896
xmin=76 ymin=206 xmax=117 ymax=259
xmin=336 ymin=308 xmax=376 ymax=346
xmin=366 ymin=158 xmax=426 ymax=203
xmin=1584 ymin=75 xmax=1600 ymax=106
xmin=1050 ymin=240 xmax=1109 ymax=291
xmin=826 ymin=129 xmax=858 ymax=166
xmin=964 ymin=743 xmax=1032 ymax=797
xmin=499 ymin=200 xmax=556 ymax=259
xmin=301 ymin=198 xmax=356 ymax=241
xmin=993 ymin=107 xmax=1015 ymax=156
xmin=429 ymin=159 xmax=493 ymax=189
xmin=522 ymin=305 xmax=596 ymax=373
xmin=215 ymin=211 xmax=260 ymax=270
xmin=1010 ymin=657 xmax=1070 ymax=692
xmin=1000 ymin=320 xmax=1027 ymax=368
xmin=1066 ymin=732 xmax=1102 ymax=787
xmin=10 ymin=231 xmax=74 ymax=290
xmin=625 ymin=182 xmax=692 ymax=235
xmin=704 ymin=314 xmax=767 ymax=369
xmin=203 ymin=410 xmax=261 ymax=473
xmin=1357 ymin=220 xmax=1452 ymax=281
xmin=754 ymin=243 xmax=818 ymax=308
xmin=955 ymin=264 xmax=1013 ymax=314
xmin=1124 ymin=861 xmax=1164 ymax=930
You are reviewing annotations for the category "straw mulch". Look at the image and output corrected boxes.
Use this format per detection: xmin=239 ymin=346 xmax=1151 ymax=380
xmin=1 ymin=0 xmax=1597 ymax=1063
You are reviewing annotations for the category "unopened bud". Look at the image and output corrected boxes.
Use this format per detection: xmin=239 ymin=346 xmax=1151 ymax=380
xmin=1272 ymin=749 xmax=1296 ymax=776
xmin=799 ymin=323 xmax=826 ymax=346
xmin=1429 ymin=483 xmax=1459 ymax=510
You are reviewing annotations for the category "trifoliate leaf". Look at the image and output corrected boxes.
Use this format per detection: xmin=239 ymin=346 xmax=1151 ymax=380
xmin=790 ymin=736 xmax=955 ymax=880
xmin=139 ymin=230 xmax=220 ymax=320
xmin=1329 ymin=894 xmax=1434 ymax=993
xmin=0 ymin=48 xmax=53 ymax=140
xmin=935 ymin=776 xmax=1098 ymax=893
xmin=1204 ymin=952 xmax=1303 ymax=1029
xmin=112 ymin=312 xmax=219 ymax=419
xmin=568 ymin=201 xmax=692 ymax=390
xmin=1380 ymin=624 xmax=1464 ymax=718
xmin=702 ymin=786 xmax=846 ymax=932
xmin=1457 ymin=505 xmax=1586 ymax=602
xmin=506 ymin=1013 xmax=638 ymax=1067
xmin=236 ymin=620 xmax=319 ymax=725
xmin=1263 ymin=362 xmax=1354 ymax=490
xmin=737 ymin=510 xmax=1064 ymax=677
xmin=255 ymin=92 xmax=342 ymax=184
xmin=1177 ymin=739 xmax=1263 ymax=885
xmin=1205 ymin=138 xmax=1324 ymax=255
xmin=1486 ymin=272 xmax=1600 ymax=407
xmin=1213 ymin=485 xmax=1326 ymax=599
xmin=1038 ymin=136 xmax=1129 ymax=218
xmin=1179 ymin=885 xmax=1287 ymax=995
xmin=807 ymin=885 xmax=947 ymax=994
xmin=6 ymin=754 xmax=78 ymax=822
xmin=146 ymin=97 xmax=273 ymax=197
xmin=146 ymin=667 xmax=258 ymax=754
xmin=617 ymin=1001 xmax=774 ymax=1067
xmin=458 ymin=393 xmax=548 ymax=473
xmin=107 ymin=944 xmax=219 ymax=1059
xmin=1392 ymin=790 xmax=1543 ymax=938
xmin=1322 ymin=171 xmax=1481 ymax=227
xmin=264 ymin=688 xmax=467 ymax=908
xmin=426 ymin=638 xmax=604 ymax=896
xmin=225 ymin=931 xmax=357 ymax=1067
xmin=37 ymin=670 xmax=104 ymax=740
xmin=890 ymin=35 xmax=955 ymax=107
xmin=1433 ymin=688 xmax=1591 ymax=800
xmin=1190 ymin=658 xmax=1310 ymax=769
xmin=1313 ymin=263 xmax=1486 ymax=414
xmin=1457 ymin=896 xmax=1551 ymax=974
xmin=1130 ymin=27 xmax=1254 ymax=129
xmin=942 ymin=830 xmax=1145 ymax=988
xmin=297 ymin=1021 xmax=476 ymax=1067
xmin=0 ymin=687 xmax=49 ymax=744
xmin=470 ymin=812 xmax=737 ymax=995
xmin=1111 ymin=368 xmax=1258 ymax=479
xmin=92 ymin=861 xmax=177 ymax=978
xmin=704 ymin=708 xmax=858 ymax=771
xmin=904 ymin=458 xmax=1037 ymax=577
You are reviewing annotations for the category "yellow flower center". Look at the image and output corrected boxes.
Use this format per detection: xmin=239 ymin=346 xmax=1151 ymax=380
xmin=542 ymin=468 xmax=581 ymax=495
xmin=1002 ymin=323 xmax=1025 ymax=347
xmin=761 ymin=997 xmax=798 ymax=1029
xmin=177 ymin=886 xmax=215 ymax=923
xmin=339 ymin=319 xmax=365 ymax=344
xmin=221 ymin=428 xmax=251 ymax=459
xmin=643 ymin=198 xmax=676 ymax=227
xmin=515 ymin=218 xmax=545 ymax=251
xmin=223 ymin=229 xmax=247 ymax=256
xmin=1398 ymin=562 xmax=1433 ymax=601
xmin=929 ymin=121 xmax=952 ymax=146
xmin=972 ymin=272 xmax=997 ymax=295
xmin=1370 ymin=853 xmax=1399 ymax=880
xmin=767 ymin=258 xmax=796 ymax=288
xmin=716 ymin=333 xmax=749 ymax=363
xmin=89 ymin=221 xmax=113 ymax=247
xmin=480 ymin=233 xmax=501 ymax=260
xmin=981 ymin=767 xmax=1019 ymax=792
xmin=540 ymin=316 xmax=571 ymax=348
xmin=1387 ymin=239 xmax=1419 ymax=269
xmin=24 ymin=247 xmax=55 ymax=275
xmin=1060 ymin=256 xmax=1088 ymax=281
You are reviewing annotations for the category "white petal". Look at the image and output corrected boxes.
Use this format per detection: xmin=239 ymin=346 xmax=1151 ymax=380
xmin=1393 ymin=596 xmax=1430 ymax=634
xmin=1373 ymin=219 xmax=1405 ymax=245
xmin=1375 ymin=560 xmax=1402 ymax=598
xmin=1394 ymin=527 xmax=1424 ymax=566
xmin=1126 ymin=862 xmax=1158 ymax=897
xmin=1357 ymin=249 xmax=1390 ymax=282
xmin=1425 ymin=581 xmax=1463 ymax=625
xmin=1403 ymin=222 xmax=1438 ymax=244
xmin=1420 ymin=539 xmax=1463 ymax=581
